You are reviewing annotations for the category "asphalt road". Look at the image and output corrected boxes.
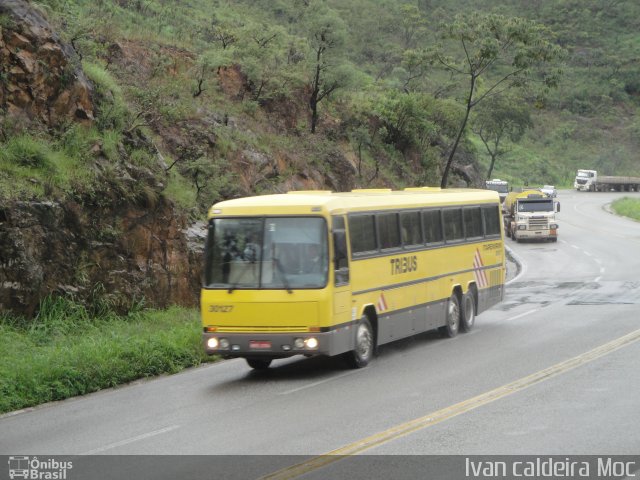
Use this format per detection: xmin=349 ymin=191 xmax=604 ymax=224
xmin=1 ymin=190 xmax=639 ymax=479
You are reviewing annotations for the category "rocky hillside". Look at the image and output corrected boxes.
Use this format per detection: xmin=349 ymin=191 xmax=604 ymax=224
xmin=0 ymin=0 xmax=93 ymax=127
xmin=0 ymin=0 xmax=378 ymax=316
xmin=0 ymin=0 xmax=204 ymax=315
xmin=4 ymin=0 xmax=592 ymax=317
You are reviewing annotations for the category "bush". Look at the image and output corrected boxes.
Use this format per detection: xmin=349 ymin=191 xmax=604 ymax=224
xmin=0 ymin=135 xmax=56 ymax=169
xmin=0 ymin=297 xmax=216 ymax=414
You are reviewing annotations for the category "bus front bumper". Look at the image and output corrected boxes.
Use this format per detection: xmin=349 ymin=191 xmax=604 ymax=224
xmin=202 ymin=330 xmax=345 ymax=358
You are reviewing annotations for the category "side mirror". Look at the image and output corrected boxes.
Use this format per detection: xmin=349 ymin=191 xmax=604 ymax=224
xmin=555 ymin=202 xmax=561 ymax=213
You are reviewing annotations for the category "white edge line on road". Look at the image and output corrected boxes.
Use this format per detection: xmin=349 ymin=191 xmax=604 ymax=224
xmin=584 ymin=251 xmax=592 ymax=257
xmin=81 ymin=425 xmax=180 ymax=455
xmin=505 ymin=246 xmax=526 ymax=285
xmin=279 ymin=370 xmax=362 ymax=395
xmin=600 ymin=267 xmax=605 ymax=274
xmin=571 ymin=244 xmax=580 ymax=250
xmin=594 ymin=258 xmax=602 ymax=265
xmin=594 ymin=276 xmax=602 ymax=282
xmin=509 ymin=309 xmax=538 ymax=321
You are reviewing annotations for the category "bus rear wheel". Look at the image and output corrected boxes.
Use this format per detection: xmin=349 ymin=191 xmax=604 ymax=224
xmin=460 ymin=291 xmax=476 ymax=333
xmin=246 ymin=358 xmax=272 ymax=370
xmin=344 ymin=316 xmax=374 ymax=368
xmin=439 ymin=294 xmax=460 ymax=338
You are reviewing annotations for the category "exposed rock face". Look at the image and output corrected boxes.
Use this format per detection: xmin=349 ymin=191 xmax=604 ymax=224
xmin=0 ymin=1 xmax=205 ymax=317
xmin=0 ymin=199 xmax=202 ymax=316
xmin=0 ymin=0 xmax=94 ymax=127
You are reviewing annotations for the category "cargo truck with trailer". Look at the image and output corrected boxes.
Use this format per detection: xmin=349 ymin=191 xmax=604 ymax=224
xmin=574 ymin=170 xmax=640 ymax=192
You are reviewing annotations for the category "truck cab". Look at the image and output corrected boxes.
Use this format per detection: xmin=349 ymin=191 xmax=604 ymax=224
xmin=485 ymin=179 xmax=509 ymax=203
xmin=574 ymin=169 xmax=597 ymax=191
xmin=503 ymin=190 xmax=559 ymax=242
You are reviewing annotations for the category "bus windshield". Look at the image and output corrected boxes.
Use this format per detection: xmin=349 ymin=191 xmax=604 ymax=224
xmin=204 ymin=217 xmax=328 ymax=290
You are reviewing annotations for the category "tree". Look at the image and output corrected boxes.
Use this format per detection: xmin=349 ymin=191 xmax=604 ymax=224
xmin=204 ymin=18 xmax=239 ymax=50
xmin=305 ymin=8 xmax=348 ymax=133
xmin=236 ymin=23 xmax=294 ymax=102
xmin=432 ymin=13 xmax=564 ymax=188
xmin=191 ymin=49 xmax=234 ymax=98
xmin=373 ymin=91 xmax=438 ymax=152
xmin=399 ymin=4 xmax=428 ymax=50
xmin=472 ymin=94 xmax=533 ymax=179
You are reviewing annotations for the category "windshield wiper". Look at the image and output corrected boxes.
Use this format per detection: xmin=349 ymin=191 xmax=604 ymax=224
xmin=273 ymin=256 xmax=293 ymax=294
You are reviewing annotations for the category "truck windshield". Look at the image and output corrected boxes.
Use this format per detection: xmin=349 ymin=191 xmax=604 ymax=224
xmin=486 ymin=184 xmax=509 ymax=193
xmin=577 ymin=171 xmax=593 ymax=178
xmin=518 ymin=200 xmax=555 ymax=212
xmin=204 ymin=217 xmax=328 ymax=290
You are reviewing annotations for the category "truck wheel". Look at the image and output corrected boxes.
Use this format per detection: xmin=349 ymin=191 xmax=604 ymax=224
xmin=246 ymin=358 xmax=272 ymax=370
xmin=344 ymin=316 xmax=374 ymax=368
xmin=439 ymin=294 xmax=460 ymax=338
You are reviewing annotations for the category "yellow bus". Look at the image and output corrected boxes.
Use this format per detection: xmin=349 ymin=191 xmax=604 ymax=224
xmin=201 ymin=188 xmax=505 ymax=369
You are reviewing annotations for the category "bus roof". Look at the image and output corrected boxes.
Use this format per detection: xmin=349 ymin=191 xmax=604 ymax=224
xmin=208 ymin=188 xmax=500 ymax=218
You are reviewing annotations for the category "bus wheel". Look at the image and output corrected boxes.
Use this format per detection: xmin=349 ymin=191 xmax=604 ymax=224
xmin=460 ymin=291 xmax=475 ymax=333
xmin=439 ymin=294 xmax=460 ymax=338
xmin=345 ymin=316 xmax=374 ymax=368
xmin=246 ymin=358 xmax=272 ymax=370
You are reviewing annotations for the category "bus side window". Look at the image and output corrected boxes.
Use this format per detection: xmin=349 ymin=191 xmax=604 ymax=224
xmin=332 ymin=216 xmax=349 ymax=286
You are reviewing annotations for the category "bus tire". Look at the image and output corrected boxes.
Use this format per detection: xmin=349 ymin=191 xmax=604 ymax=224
xmin=439 ymin=294 xmax=460 ymax=338
xmin=345 ymin=316 xmax=374 ymax=368
xmin=460 ymin=291 xmax=476 ymax=333
xmin=246 ymin=358 xmax=272 ymax=370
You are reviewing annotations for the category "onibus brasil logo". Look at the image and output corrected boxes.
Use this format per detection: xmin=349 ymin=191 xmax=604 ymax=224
xmin=8 ymin=456 xmax=72 ymax=479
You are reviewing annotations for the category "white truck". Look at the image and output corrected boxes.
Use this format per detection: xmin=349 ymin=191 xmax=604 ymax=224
xmin=503 ymin=190 xmax=560 ymax=243
xmin=485 ymin=178 xmax=509 ymax=203
xmin=574 ymin=169 xmax=640 ymax=192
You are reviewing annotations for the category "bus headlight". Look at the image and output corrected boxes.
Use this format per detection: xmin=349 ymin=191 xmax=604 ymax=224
xmin=219 ymin=338 xmax=230 ymax=349
xmin=550 ymin=224 xmax=558 ymax=229
xmin=207 ymin=337 xmax=219 ymax=349
xmin=294 ymin=338 xmax=305 ymax=349
xmin=518 ymin=225 xmax=526 ymax=230
xmin=305 ymin=337 xmax=319 ymax=349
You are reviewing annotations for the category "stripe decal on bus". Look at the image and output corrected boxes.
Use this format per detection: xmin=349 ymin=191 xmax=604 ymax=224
xmin=473 ymin=248 xmax=488 ymax=288
xmin=352 ymin=262 xmax=503 ymax=296
xmin=377 ymin=292 xmax=388 ymax=312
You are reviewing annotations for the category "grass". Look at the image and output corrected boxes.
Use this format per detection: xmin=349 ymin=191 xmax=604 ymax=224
xmin=611 ymin=197 xmax=640 ymax=222
xmin=0 ymin=296 xmax=217 ymax=414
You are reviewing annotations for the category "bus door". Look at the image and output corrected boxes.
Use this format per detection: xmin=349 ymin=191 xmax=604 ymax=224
xmin=332 ymin=216 xmax=352 ymax=328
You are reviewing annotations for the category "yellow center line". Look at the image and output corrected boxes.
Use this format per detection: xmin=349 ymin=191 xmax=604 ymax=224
xmin=261 ymin=328 xmax=640 ymax=480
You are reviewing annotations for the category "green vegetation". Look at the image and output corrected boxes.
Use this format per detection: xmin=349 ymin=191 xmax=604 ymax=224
xmin=611 ymin=197 xmax=640 ymax=222
xmin=1 ymin=0 xmax=638 ymax=410
xmin=0 ymin=297 xmax=214 ymax=414
xmin=2 ymin=0 xmax=635 ymax=206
